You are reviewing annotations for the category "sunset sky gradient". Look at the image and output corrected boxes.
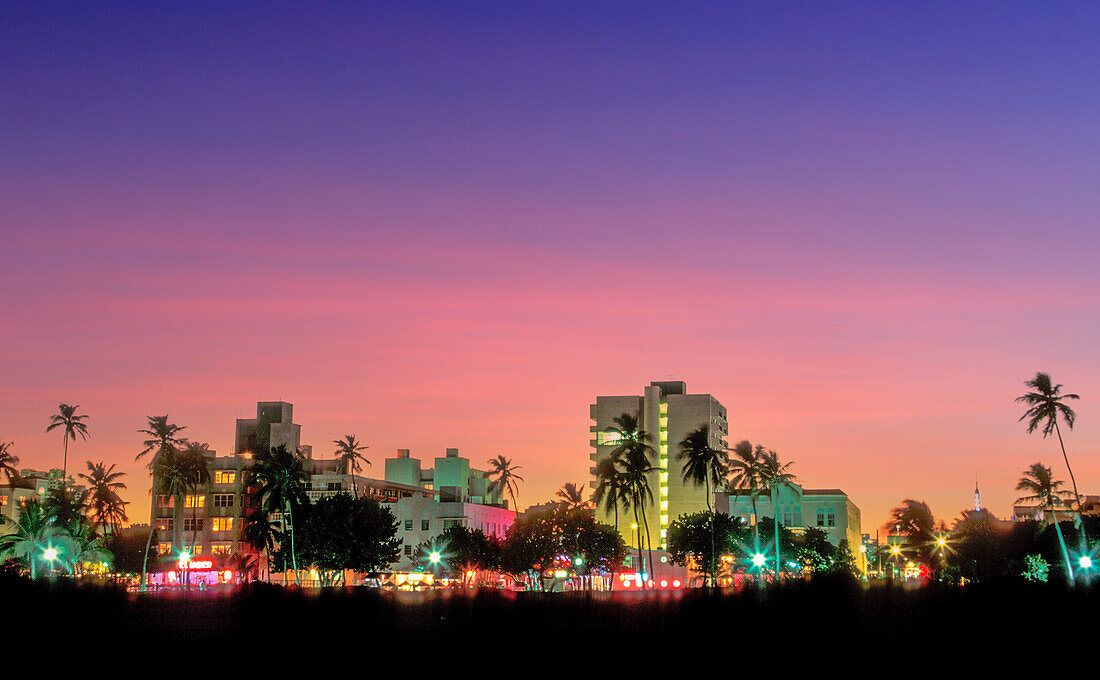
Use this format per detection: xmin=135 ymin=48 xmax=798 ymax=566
xmin=3 ymin=2 xmax=1099 ymax=531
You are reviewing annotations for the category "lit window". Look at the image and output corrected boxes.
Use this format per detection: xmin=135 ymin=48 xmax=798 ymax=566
xmin=210 ymin=542 xmax=233 ymax=555
xmin=155 ymin=518 xmax=174 ymax=532
xmin=185 ymin=495 xmax=205 ymax=508
xmin=214 ymin=471 xmax=236 ymax=484
xmin=212 ymin=517 xmax=233 ymax=532
xmin=157 ymin=542 xmax=173 ymax=555
xmin=596 ymin=431 xmax=623 ymax=446
xmin=157 ymin=495 xmax=174 ymax=509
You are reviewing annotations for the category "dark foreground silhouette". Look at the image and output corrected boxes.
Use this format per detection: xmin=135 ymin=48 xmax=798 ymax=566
xmin=5 ymin=573 xmax=1094 ymax=671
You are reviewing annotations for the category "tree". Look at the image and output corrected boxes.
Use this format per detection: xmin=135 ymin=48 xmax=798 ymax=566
xmin=416 ymin=525 xmax=502 ymax=586
xmin=555 ymin=482 xmax=588 ymax=510
xmin=884 ymin=499 xmax=938 ymax=564
xmin=79 ymin=461 xmax=128 ymax=535
xmin=333 ymin=434 xmax=369 ymax=497
xmin=178 ymin=441 xmax=212 ymax=555
xmin=243 ymin=507 xmax=282 ymax=582
xmin=500 ymin=506 xmax=624 ymax=590
xmin=758 ymin=448 xmax=797 ymax=578
xmin=593 ymin=456 xmax=627 ymax=533
xmin=1017 ymin=372 xmax=1086 ymax=554
xmin=794 ymin=527 xmax=836 ymax=572
xmin=250 ymin=444 xmax=309 ymax=585
xmin=676 ymin=426 xmax=728 ymax=585
xmin=0 ymin=440 xmax=19 ymax=483
xmin=137 ymin=414 xmax=187 ymax=591
xmin=487 ymin=455 xmax=524 ymax=511
xmin=230 ymin=552 xmax=259 ymax=583
xmin=666 ymin=511 xmax=745 ymax=584
xmin=1016 ymin=462 xmax=1075 ymax=584
xmin=0 ymin=498 xmax=60 ymax=578
xmin=294 ymin=494 xmax=401 ymax=585
xmin=606 ymin=412 xmax=658 ymax=584
xmin=829 ymin=540 xmax=859 ymax=577
xmin=152 ymin=448 xmax=192 ymax=555
xmin=46 ymin=403 xmax=89 ymax=494
xmin=727 ymin=440 xmax=765 ymax=551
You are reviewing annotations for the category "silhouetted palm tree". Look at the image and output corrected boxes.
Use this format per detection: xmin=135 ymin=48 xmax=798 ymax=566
xmin=884 ymin=499 xmax=938 ymax=564
xmin=0 ymin=440 xmax=19 ymax=483
xmin=677 ymin=425 xmax=728 ymax=585
xmin=243 ymin=507 xmax=281 ymax=582
xmin=46 ymin=403 xmax=89 ymax=493
xmin=1016 ymin=461 xmax=1075 ymax=584
xmin=333 ymin=434 xmax=369 ymax=497
xmin=1018 ymin=373 xmax=1083 ymax=516
xmin=555 ymin=482 xmax=588 ymax=510
xmin=79 ymin=461 xmax=128 ymax=535
xmin=179 ymin=441 xmax=212 ymax=556
xmin=137 ymin=414 xmax=187 ymax=590
xmin=592 ymin=457 xmax=627 ymax=533
xmin=727 ymin=440 xmax=765 ymax=550
xmin=0 ymin=498 xmax=61 ymax=579
xmin=487 ymin=455 xmax=524 ymax=511
xmin=622 ymin=445 xmax=657 ymax=585
xmin=250 ymin=444 xmax=308 ymax=585
xmin=758 ymin=448 xmax=797 ymax=578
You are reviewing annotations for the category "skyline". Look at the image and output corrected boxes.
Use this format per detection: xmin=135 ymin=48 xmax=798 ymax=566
xmin=3 ymin=2 xmax=1100 ymax=532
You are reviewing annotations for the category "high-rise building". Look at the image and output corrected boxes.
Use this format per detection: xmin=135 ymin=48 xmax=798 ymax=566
xmin=590 ymin=380 xmax=728 ymax=549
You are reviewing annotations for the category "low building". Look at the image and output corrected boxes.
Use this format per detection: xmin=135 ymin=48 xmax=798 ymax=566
xmin=383 ymin=448 xmax=516 ymax=570
xmin=718 ymin=484 xmax=865 ymax=572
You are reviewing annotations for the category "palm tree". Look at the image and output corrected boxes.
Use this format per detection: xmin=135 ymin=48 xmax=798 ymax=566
xmin=592 ymin=457 xmax=627 ymax=532
xmin=486 ymin=455 xmax=524 ymax=511
xmin=60 ymin=513 xmax=111 ymax=577
xmin=0 ymin=497 xmax=63 ymax=579
xmin=179 ymin=441 xmax=212 ymax=557
xmin=250 ymin=444 xmax=308 ymax=585
xmin=555 ymin=482 xmax=588 ymax=510
xmin=333 ymin=435 xmax=369 ymax=497
xmin=1016 ymin=462 xmax=1075 ymax=584
xmin=136 ymin=414 xmax=187 ymax=590
xmin=604 ymin=412 xmax=658 ymax=582
xmin=230 ymin=552 xmax=259 ymax=583
xmin=0 ymin=440 xmax=19 ymax=483
xmin=758 ymin=448 xmax=797 ymax=580
xmin=153 ymin=448 xmax=192 ymax=556
xmin=1017 ymin=373 xmax=1084 ymax=519
xmin=243 ymin=507 xmax=282 ymax=582
xmin=677 ymin=425 xmax=728 ymax=585
xmin=79 ymin=461 xmax=129 ymax=535
xmin=727 ymin=440 xmax=765 ymax=551
xmin=46 ymin=403 xmax=89 ymax=494
xmin=884 ymin=499 xmax=937 ymax=564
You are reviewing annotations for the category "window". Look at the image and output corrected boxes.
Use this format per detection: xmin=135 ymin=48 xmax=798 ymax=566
xmin=827 ymin=510 xmax=836 ymax=527
xmin=0 ymin=495 xmax=7 ymax=506
xmin=326 ymin=482 xmax=341 ymax=491
xmin=421 ymin=519 xmax=430 ymax=531
xmin=155 ymin=518 xmax=174 ymax=532
xmin=212 ymin=494 xmax=234 ymax=508
xmin=404 ymin=544 xmax=412 ymax=557
xmin=212 ymin=517 xmax=233 ymax=532
xmin=157 ymin=495 xmax=174 ymax=509
xmin=404 ymin=520 xmax=413 ymax=531
xmin=210 ymin=542 xmax=233 ymax=555
xmin=783 ymin=509 xmax=792 ymax=526
xmin=215 ymin=470 xmax=236 ymax=484
xmin=185 ymin=495 xmax=205 ymax=509
xmin=157 ymin=542 xmax=173 ymax=555
xmin=596 ymin=431 xmax=623 ymax=446
xmin=816 ymin=509 xmax=826 ymax=527
xmin=183 ymin=518 xmax=204 ymax=532
xmin=189 ymin=545 xmax=203 ymax=556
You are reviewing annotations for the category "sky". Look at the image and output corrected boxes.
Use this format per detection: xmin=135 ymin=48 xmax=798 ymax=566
xmin=2 ymin=1 xmax=1100 ymax=533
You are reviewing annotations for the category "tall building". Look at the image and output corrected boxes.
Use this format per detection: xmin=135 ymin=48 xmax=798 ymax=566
xmin=590 ymin=380 xmax=728 ymax=549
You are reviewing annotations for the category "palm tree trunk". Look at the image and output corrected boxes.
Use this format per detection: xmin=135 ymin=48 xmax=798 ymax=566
xmin=287 ymin=500 xmax=299 ymax=585
xmin=773 ymin=487 xmax=781 ymax=582
xmin=61 ymin=436 xmax=69 ymax=496
xmin=140 ymin=496 xmax=155 ymax=591
xmin=632 ymin=503 xmax=644 ymax=588
xmin=1051 ymin=505 xmax=1075 ymax=585
xmin=1054 ymin=422 xmax=1088 ymax=552
xmin=640 ymin=505 xmax=653 ymax=589
xmin=706 ymin=475 xmax=714 ymax=587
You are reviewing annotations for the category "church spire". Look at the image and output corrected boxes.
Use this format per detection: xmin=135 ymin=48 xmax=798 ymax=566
xmin=974 ymin=480 xmax=982 ymax=512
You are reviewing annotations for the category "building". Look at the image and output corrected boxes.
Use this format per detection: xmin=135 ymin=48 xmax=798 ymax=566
xmin=590 ymin=380 xmax=728 ymax=549
xmin=383 ymin=448 xmax=516 ymax=571
xmin=718 ymin=484 xmax=865 ymax=573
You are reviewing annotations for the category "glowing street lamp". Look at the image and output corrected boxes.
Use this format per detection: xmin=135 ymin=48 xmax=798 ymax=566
xmin=752 ymin=553 xmax=766 ymax=569
xmin=429 ymin=551 xmax=441 ymax=565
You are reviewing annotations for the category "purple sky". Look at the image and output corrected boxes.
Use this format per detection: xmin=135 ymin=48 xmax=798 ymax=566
xmin=2 ymin=2 xmax=1100 ymax=530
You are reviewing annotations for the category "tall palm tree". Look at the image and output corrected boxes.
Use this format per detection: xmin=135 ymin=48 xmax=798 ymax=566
xmin=677 ymin=425 xmax=728 ymax=585
xmin=79 ymin=461 xmax=128 ymax=535
xmin=758 ymin=448 xmax=797 ymax=579
xmin=46 ymin=403 xmax=89 ymax=494
xmin=136 ymin=414 xmax=187 ymax=590
xmin=622 ymin=445 xmax=657 ymax=586
xmin=1017 ymin=373 xmax=1084 ymax=519
xmin=592 ymin=457 xmax=627 ymax=533
xmin=486 ymin=455 xmax=525 ymax=511
xmin=179 ymin=441 xmax=212 ymax=556
xmin=884 ymin=499 xmax=938 ymax=564
xmin=250 ymin=444 xmax=308 ymax=585
xmin=332 ymin=435 xmax=369 ymax=497
xmin=727 ymin=440 xmax=765 ymax=551
xmin=0 ymin=440 xmax=19 ymax=483
xmin=153 ymin=448 xmax=192 ymax=556
xmin=1016 ymin=462 xmax=1075 ymax=584
xmin=555 ymin=482 xmax=588 ymax=510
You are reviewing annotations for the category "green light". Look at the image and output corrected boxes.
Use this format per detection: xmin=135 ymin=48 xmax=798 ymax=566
xmin=752 ymin=553 xmax=766 ymax=568
xmin=179 ymin=550 xmax=191 ymax=563
xmin=1080 ymin=556 xmax=1093 ymax=569
xmin=574 ymin=557 xmax=583 ymax=566
xmin=42 ymin=547 xmax=58 ymax=561
xmin=429 ymin=551 xmax=441 ymax=564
